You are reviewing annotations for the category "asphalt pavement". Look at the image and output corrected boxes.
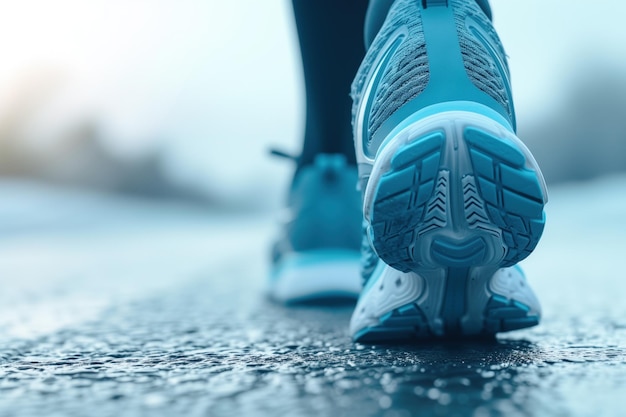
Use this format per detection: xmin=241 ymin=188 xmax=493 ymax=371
xmin=0 ymin=178 xmax=625 ymax=417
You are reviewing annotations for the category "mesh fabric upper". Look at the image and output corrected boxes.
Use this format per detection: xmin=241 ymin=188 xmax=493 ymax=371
xmin=352 ymin=0 xmax=513 ymax=143
xmin=351 ymin=0 xmax=429 ymax=142
xmin=452 ymin=0 xmax=512 ymax=120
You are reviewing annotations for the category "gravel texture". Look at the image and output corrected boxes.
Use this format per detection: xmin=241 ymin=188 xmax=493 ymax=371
xmin=0 ymin=178 xmax=625 ymax=417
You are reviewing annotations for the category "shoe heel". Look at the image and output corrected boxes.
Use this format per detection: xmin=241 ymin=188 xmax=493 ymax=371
xmin=364 ymin=110 xmax=547 ymax=273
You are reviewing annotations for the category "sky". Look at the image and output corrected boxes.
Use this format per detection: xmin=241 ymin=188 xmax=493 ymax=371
xmin=0 ymin=0 xmax=625 ymax=204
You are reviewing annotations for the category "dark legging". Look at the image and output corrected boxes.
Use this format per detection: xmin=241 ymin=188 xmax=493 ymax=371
xmin=291 ymin=0 xmax=492 ymax=170
xmin=291 ymin=0 xmax=367 ymax=169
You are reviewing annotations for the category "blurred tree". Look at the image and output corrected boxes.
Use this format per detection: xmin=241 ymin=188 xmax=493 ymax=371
xmin=0 ymin=70 xmax=217 ymax=204
xmin=521 ymin=64 xmax=626 ymax=184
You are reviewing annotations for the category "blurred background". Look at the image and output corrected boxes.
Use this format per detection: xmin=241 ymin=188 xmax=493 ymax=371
xmin=1 ymin=4 xmax=625 ymax=414
xmin=0 ymin=0 xmax=625 ymax=209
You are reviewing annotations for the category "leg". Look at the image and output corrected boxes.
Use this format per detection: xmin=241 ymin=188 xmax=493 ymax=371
xmin=291 ymin=0 xmax=368 ymax=169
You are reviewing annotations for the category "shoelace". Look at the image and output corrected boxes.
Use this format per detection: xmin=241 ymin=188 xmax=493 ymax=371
xmin=269 ymin=148 xmax=299 ymax=163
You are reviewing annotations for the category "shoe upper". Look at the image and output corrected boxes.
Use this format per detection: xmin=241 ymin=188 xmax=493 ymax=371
xmin=352 ymin=0 xmax=528 ymax=289
xmin=352 ymin=0 xmax=515 ymax=175
xmin=272 ymin=154 xmax=362 ymax=264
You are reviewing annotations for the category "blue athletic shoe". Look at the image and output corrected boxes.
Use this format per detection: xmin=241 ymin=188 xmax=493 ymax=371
xmin=350 ymin=0 xmax=548 ymax=341
xmin=269 ymin=154 xmax=362 ymax=303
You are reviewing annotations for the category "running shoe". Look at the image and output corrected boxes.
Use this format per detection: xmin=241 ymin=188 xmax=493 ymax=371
xmin=350 ymin=0 xmax=548 ymax=341
xmin=269 ymin=154 xmax=362 ymax=303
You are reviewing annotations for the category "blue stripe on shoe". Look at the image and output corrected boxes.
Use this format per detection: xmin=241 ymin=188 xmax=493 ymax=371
xmin=271 ymin=250 xmax=361 ymax=282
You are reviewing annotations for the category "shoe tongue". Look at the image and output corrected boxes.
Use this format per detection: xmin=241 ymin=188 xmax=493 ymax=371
xmin=314 ymin=154 xmax=348 ymax=181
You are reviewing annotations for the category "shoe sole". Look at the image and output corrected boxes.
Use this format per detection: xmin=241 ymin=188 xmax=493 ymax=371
xmin=270 ymin=250 xmax=362 ymax=304
xmin=351 ymin=264 xmax=541 ymax=343
xmin=364 ymin=109 xmax=547 ymax=272
xmin=356 ymin=110 xmax=546 ymax=341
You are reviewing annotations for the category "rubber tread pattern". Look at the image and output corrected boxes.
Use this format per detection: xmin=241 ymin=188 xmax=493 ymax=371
xmin=483 ymin=295 xmax=539 ymax=333
xmin=464 ymin=128 xmax=546 ymax=265
xmin=354 ymin=294 xmax=538 ymax=343
xmin=370 ymin=127 xmax=546 ymax=272
xmin=369 ymin=132 xmax=446 ymax=273
xmin=354 ymin=302 xmax=430 ymax=343
xmin=360 ymin=124 xmax=545 ymax=342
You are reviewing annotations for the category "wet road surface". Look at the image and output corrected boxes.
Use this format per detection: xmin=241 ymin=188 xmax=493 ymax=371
xmin=0 ymin=178 xmax=625 ymax=417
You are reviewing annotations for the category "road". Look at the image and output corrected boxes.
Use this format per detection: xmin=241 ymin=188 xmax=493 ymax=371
xmin=0 ymin=178 xmax=625 ymax=417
